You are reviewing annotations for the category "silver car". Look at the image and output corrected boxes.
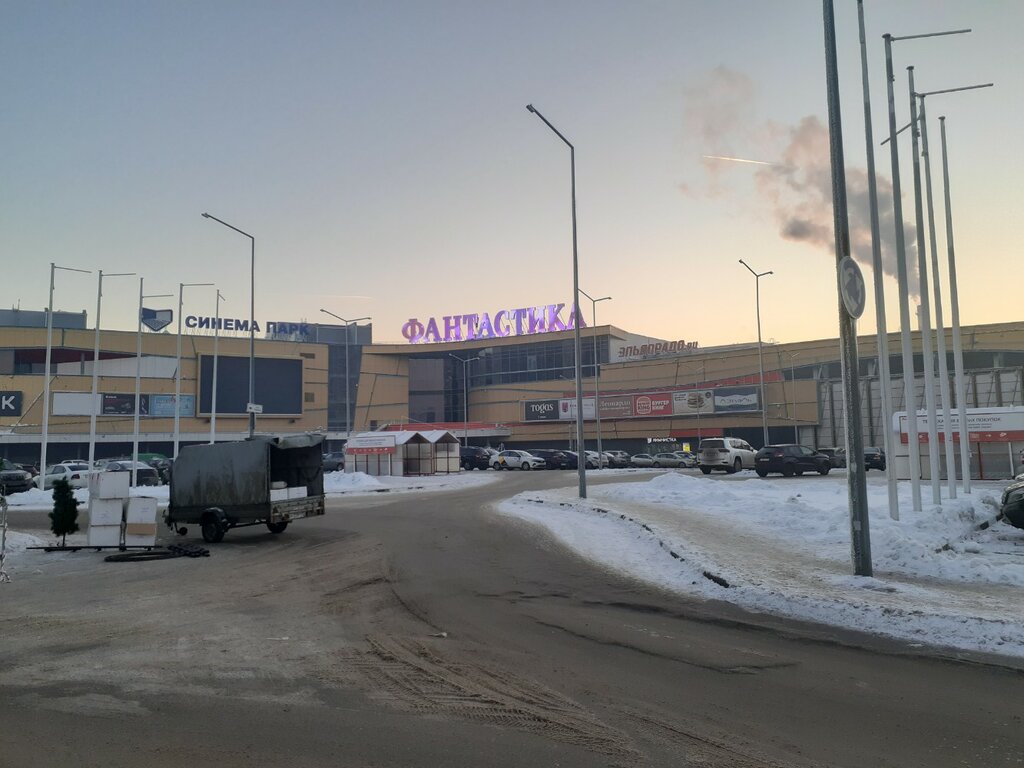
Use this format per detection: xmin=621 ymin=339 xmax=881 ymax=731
xmin=652 ymin=452 xmax=683 ymax=468
xmin=630 ymin=453 xmax=655 ymax=467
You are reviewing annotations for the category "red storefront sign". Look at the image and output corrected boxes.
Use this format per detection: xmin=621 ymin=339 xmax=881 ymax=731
xmin=633 ymin=393 xmax=673 ymax=417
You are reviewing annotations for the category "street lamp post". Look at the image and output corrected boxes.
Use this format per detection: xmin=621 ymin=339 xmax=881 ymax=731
xmin=40 ymin=263 xmax=91 ymax=480
xmin=449 ymin=354 xmax=481 ymax=446
xmin=211 ymin=290 xmax=224 ymax=444
xmin=202 ymin=213 xmax=256 ymax=439
xmin=579 ymin=290 xmax=611 ymax=465
xmin=738 ymin=259 xmax=772 ymax=447
xmin=175 ymin=282 xmax=213 ymax=459
xmin=88 ymin=270 xmax=134 ymax=471
xmin=788 ymin=352 xmax=800 ymax=444
xmin=881 ymin=27 xmax=971 ymax=513
xmin=319 ymin=310 xmax=371 ymax=439
xmin=526 ymin=103 xmax=586 ymax=498
xmin=134 ymin=280 xmax=173 ymax=487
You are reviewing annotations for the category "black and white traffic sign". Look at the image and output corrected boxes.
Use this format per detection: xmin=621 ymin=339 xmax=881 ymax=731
xmin=839 ymin=256 xmax=867 ymax=320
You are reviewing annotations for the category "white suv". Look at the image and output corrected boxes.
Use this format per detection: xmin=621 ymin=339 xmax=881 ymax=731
xmin=698 ymin=437 xmax=757 ymax=474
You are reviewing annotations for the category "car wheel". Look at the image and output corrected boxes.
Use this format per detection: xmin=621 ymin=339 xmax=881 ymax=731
xmin=756 ymin=468 xmax=768 ymax=477
xmin=782 ymin=464 xmax=795 ymax=478
xmin=652 ymin=462 xmax=661 ymax=468
xmin=521 ymin=463 xmax=531 ymax=470
xmin=818 ymin=462 xmax=830 ymax=476
xmin=794 ymin=467 xmax=804 ymax=476
xmin=700 ymin=467 xmax=712 ymax=475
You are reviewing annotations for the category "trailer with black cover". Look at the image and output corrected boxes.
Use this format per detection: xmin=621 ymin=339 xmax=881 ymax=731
xmin=166 ymin=434 xmax=325 ymax=543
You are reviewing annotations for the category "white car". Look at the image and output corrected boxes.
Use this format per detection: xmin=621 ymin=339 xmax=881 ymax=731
xmin=583 ymin=451 xmax=608 ymax=469
xmin=698 ymin=437 xmax=757 ymax=474
xmin=630 ymin=453 xmax=655 ymax=467
xmin=490 ymin=450 xmax=546 ymax=471
xmin=651 ymin=452 xmax=683 ymax=468
xmin=36 ymin=462 xmax=93 ymax=490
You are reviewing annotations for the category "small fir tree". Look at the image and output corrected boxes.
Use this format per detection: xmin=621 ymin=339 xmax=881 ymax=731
xmin=49 ymin=477 xmax=80 ymax=546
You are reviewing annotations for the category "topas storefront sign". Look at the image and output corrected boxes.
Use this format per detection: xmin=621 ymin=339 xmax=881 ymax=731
xmin=401 ymin=303 xmax=585 ymax=344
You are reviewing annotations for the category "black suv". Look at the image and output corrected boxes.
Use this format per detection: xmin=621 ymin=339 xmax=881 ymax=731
xmin=528 ymin=449 xmax=575 ymax=470
xmin=460 ymin=446 xmax=491 ymax=470
xmin=864 ymin=447 xmax=886 ymax=471
xmin=0 ymin=459 xmax=34 ymax=495
xmin=322 ymin=452 xmax=345 ymax=472
xmin=755 ymin=445 xmax=831 ymax=477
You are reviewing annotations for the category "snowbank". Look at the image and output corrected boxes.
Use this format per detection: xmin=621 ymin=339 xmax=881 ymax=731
xmin=4 ymin=485 xmax=169 ymax=510
xmin=324 ymin=470 xmax=499 ymax=495
xmin=498 ymin=473 xmax=1024 ymax=657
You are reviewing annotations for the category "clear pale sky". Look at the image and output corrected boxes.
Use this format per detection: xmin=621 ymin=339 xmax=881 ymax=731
xmin=2 ymin=1 xmax=1019 ymax=347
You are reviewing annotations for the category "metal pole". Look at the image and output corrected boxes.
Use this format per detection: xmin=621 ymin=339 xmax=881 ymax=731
xmin=211 ymin=290 xmax=222 ymax=444
xmin=592 ymin=301 xmax=601 ymax=464
xmin=918 ymin=96 xmax=957 ymax=498
xmin=883 ymin=35 xmax=922 ymax=511
xmin=824 ymin=0 xmax=871 ymax=576
xmin=88 ymin=271 xmax=133 ymax=470
xmin=940 ymin=117 xmax=972 ymax=493
xmin=132 ymin=278 xmax=143 ymax=487
xmin=463 ymin=357 xmax=469 ymax=446
xmin=857 ymin=0 xmax=898 ymax=520
xmin=345 ymin=323 xmax=352 ymax=439
xmin=249 ymin=236 xmax=255 ymax=439
xmin=201 ymin=213 xmax=255 ymax=438
xmin=791 ymin=354 xmax=799 ymax=443
xmin=40 ymin=264 xmax=55 ymax=480
xmin=907 ymin=67 xmax=941 ymax=504
xmin=88 ymin=272 xmax=103 ymax=472
xmin=175 ymin=284 xmax=184 ymax=459
xmin=526 ymin=104 xmax=586 ymax=498
xmin=739 ymin=260 xmax=772 ymax=447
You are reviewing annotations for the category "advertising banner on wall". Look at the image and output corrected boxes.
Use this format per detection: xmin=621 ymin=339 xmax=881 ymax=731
xmin=599 ymin=395 xmax=634 ymax=418
xmin=0 ymin=391 xmax=23 ymax=417
xmin=150 ymin=394 xmax=196 ymax=418
xmin=633 ymin=393 xmax=673 ymax=417
xmin=896 ymin=406 xmax=1024 ymax=443
xmin=672 ymin=389 xmax=714 ymax=415
xmin=558 ymin=397 xmax=596 ymax=421
xmin=524 ymin=399 xmax=560 ymax=421
xmin=103 ymin=394 xmax=148 ymax=415
xmin=712 ymin=386 xmax=760 ymax=413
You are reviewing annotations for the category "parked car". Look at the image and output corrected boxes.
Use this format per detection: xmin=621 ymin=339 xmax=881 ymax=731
xmin=459 ymin=446 xmax=492 ymax=470
xmin=36 ymin=462 xmax=93 ymax=490
xmin=819 ymin=448 xmax=846 ymax=468
xmin=528 ymin=449 xmax=575 ymax=470
xmin=1000 ymin=479 xmax=1024 ymax=529
xmin=490 ymin=450 xmax=546 ymax=471
xmin=583 ymin=451 xmax=609 ymax=469
xmin=698 ymin=437 xmax=757 ymax=474
xmin=149 ymin=457 xmax=174 ymax=484
xmin=15 ymin=463 xmax=40 ymax=478
xmin=630 ymin=453 xmax=655 ymax=467
xmin=864 ymin=446 xmax=886 ymax=471
xmin=604 ymin=450 xmax=631 ymax=467
xmin=322 ymin=452 xmax=346 ymax=472
xmin=755 ymin=445 xmax=831 ymax=477
xmin=0 ymin=459 xmax=34 ymax=495
xmin=673 ymin=451 xmax=698 ymax=468
xmin=102 ymin=461 xmax=161 ymax=486
xmin=647 ymin=452 xmax=680 ymax=468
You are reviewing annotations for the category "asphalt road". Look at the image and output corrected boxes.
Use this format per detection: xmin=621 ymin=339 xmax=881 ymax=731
xmin=1 ymin=471 xmax=1022 ymax=767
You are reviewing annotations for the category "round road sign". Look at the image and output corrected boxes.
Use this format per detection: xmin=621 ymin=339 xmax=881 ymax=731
xmin=839 ymin=257 xmax=866 ymax=320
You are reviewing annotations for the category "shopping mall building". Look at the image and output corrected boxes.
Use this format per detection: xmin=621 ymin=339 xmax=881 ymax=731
xmin=1 ymin=307 xmax=1022 ymax=479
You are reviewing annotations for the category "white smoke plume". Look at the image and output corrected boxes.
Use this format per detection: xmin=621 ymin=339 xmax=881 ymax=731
xmin=684 ymin=68 xmax=918 ymax=294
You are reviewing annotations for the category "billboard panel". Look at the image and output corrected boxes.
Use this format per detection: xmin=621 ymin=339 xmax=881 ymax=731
xmin=150 ymin=394 xmax=195 ymax=418
xmin=198 ymin=356 xmax=303 ymax=416
xmin=672 ymin=389 xmax=714 ymax=415
xmin=713 ymin=386 xmax=760 ymax=413
xmin=633 ymin=393 xmax=673 ymax=417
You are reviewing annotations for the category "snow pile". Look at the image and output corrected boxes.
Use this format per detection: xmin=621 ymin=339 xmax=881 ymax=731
xmin=498 ymin=473 xmax=1024 ymax=657
xmin=324 ymin=470 xmax=499 ymax=495
xmin=4 ymin=485 xmax=168 ymax=510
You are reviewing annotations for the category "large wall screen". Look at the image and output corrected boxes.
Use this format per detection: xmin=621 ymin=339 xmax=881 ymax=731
xmin=198 ymin=355 xmax=303 ymax=416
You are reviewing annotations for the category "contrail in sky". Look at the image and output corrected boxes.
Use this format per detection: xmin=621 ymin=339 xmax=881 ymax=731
xmin=702 ymin=154 xmax=776 ymax=166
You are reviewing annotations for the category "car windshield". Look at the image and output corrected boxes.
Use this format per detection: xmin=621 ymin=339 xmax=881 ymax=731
xmin=701 ymin=440 xmax=725 ymax=450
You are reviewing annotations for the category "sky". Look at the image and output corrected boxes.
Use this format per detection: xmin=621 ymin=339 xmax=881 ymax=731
xmin=2 ymin=0 xmax=1020 ymax=348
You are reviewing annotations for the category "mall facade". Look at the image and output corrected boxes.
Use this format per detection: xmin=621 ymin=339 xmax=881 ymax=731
xmin=1 ymin=307 xmax=1022 ymax=478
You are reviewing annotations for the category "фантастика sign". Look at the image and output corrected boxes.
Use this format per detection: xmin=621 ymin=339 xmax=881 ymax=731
xmin=401 ymin=303 xmax=586 ymax=344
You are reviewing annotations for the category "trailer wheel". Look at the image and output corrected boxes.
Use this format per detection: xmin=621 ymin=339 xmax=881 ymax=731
xmin=201 ymin=514 xmax=225 ymax=543
xmin=266 ymin=521 xmax=289 ymax=534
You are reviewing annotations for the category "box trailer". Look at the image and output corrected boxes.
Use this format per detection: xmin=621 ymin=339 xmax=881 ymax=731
xmin=166 ymin=434 xmax=325 ymax=543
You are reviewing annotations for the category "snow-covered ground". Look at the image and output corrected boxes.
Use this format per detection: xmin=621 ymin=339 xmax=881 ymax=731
xmin=3 ymin=485 xmax=169 ymax=510
xmin=324 ymin=470 xmax=500 ymax=495
xmin=498 ymin=472 xmax=1024 ymax=658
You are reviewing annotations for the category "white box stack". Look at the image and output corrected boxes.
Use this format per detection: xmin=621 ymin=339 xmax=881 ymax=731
xmin=124 ymin=496 xmax=158 ymax=547
xmin=87 ymin=525 xmax=122 ymax=547
xmin=287 ymin=486 xmax=307 ymax=500
xmin=89 ymin=498 xmax=124 ymax=526
xmin=90 ymin=471 xmax=130 ymax=500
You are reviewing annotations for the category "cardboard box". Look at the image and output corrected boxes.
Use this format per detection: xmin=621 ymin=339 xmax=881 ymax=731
xmin=89 ymin=498 xmax=124 ymax=526
xmin=125 ymin=496 xmax=158 ymax=524
xmin=124 ymin=533 xmax=156 ymax=547
xmin=287 ymin=486 xmax=307 ymax=500
xmin=124 ymin=523 xmax=158 ymax=536
xmin=87 ymin=525 xmax=122 ymax=547
xmin=90 ymin=471 xmax=130 ymax=500
xmin=270 ymin=488 xmax=289 ymax=502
